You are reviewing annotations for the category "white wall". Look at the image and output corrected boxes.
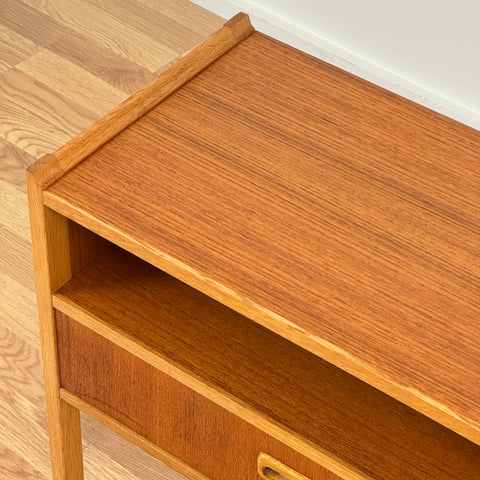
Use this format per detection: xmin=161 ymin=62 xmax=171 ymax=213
xmin=194 ymin=0 xmax=480 ymax=130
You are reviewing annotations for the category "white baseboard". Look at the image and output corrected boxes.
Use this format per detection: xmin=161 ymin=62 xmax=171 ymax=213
xmin=195 ymin=0 xmax=480 ymax=131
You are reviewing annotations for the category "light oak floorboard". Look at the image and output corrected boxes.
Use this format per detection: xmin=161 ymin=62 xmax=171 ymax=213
xmin=0 ymin=25 xmax=40 ymax=73
xmin=0 ymin=140 xmax=35 ymax=189
xmin=17 ymin=49 xmax=128 ymax=117
xmin=45 ymin=30 xmax=156 ymax=95
xmin=0 ymin=68 xmax=97 ymax=157
xmin=1 ymin=0 xmax=71 ymax=48
xmin=137 ymin=0 xmax=224 ymax=37
xmin=0 ymin=0 xmax=223 ymax=478
xmin=22 ymin=0 xmax=181 ymax=72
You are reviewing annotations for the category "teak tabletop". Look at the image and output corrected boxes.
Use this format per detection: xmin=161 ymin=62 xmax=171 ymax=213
xmin=40 ymin=24 xmax=480 ymax=447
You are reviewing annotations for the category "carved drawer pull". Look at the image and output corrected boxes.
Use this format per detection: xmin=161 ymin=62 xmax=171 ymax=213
xmin=258 ymin=453 xmax=311 ymax=480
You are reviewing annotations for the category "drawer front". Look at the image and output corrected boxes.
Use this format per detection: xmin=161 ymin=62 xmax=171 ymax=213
xmin=56 ymin=311 xmax=340 ymax=480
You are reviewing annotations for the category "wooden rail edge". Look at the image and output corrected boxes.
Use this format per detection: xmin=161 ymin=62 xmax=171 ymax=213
xmin=27 ymin=13 xmax=254 ymax=189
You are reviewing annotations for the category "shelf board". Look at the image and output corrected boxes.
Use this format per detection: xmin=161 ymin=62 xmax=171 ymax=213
xmin=53 ymin=245 xmax=480 ymax=480
xmin=44 ymin=31 xmax=480 ymax=445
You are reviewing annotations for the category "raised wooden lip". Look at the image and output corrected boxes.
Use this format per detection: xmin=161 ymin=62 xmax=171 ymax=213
xmin=27 ymin=12 xmax=254 ymax=189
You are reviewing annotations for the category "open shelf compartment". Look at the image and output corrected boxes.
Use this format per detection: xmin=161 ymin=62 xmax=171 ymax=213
xmin=52 ymin=227 xmax=480 ymax=480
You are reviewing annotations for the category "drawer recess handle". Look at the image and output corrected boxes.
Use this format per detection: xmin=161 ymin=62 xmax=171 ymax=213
xmin=258 ymin=453 xmax=311 ymax=480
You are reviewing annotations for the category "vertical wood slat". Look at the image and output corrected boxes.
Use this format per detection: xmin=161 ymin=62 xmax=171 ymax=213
xmin=26 ymin=171 xmax=84 ymax=480
xmin=27 ymin=179 xmax=110 ymax=479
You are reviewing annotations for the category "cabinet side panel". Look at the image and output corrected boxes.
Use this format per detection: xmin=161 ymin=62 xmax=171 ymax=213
xmin=67 ymin=220 xmax=112 ymax=275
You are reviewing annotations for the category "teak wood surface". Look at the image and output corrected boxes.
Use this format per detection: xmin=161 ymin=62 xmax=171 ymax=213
xmin=44 ymin=31 xmax=480 ymax=444
xmin=53 ymin=245 xmax=480 ymax=480
xmin=59 ymin=389 xmax=211 ymax=480
xmin=56 ymin=312 xmax=340 ymax=480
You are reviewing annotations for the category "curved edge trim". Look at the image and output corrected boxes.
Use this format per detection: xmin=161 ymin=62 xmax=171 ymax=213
xmin=27 ymin=12 xmax=254 ymax=190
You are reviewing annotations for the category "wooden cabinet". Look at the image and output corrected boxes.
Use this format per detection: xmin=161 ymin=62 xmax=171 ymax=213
xmin=27 ymin=13 xmax=480 ymax=480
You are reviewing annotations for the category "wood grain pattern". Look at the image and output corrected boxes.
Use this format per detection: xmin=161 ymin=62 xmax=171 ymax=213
xmin=136 ymin=0 xmax=224 ymax=37
xmin=61 ymin=390 xmax=215 ymax=480
xmin=78 ymin=412 xmax=189 ymax=480
xmin=53 ymin=245 xmax=480 ymax=480
xmin=0 ymin=176 xmax=31 ymax=240
xmin=28 ymin=13 xmax=254 ymax=189
xmin=0 ymin=219 xmax=34 ymax=292
xmin=26 ymin=174 xmax=84 ymax=480
xmin=1 ymin=1 xmax=223 ymax=479
xmin=87 ymin=0 xmax=206 ymax=55
xmin=56 ymin=312 xmax=340 ymax=480
xmin=46 ymin=31 xmax=480 ymax=444
xmin=21 ymin=0 xmax=179 ymax=72
xmin=46 ymin=29 xmax=157 ymax=95
xmin=16 ymin=49 xmax=128 ymax=117
xmin=0 ymin=178 xmax=39 ymax=349
xmin=1 ymin=0 xmax=71 ymax=48
xmin=0 ymin=446 xmax=47 ymax=480
xmin=66 ymin=221 xmax=110 ymax=276
xmin=0 ymin=24 xmax=40 ymax=73
xmin=0 ymin=325 xmax=50 ymax=479
xmin=0 ymin=139 xmax=35 ymax=189
xmin=0 ymin=68 xmax=97 ymax=157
